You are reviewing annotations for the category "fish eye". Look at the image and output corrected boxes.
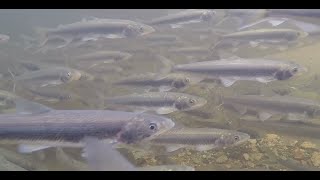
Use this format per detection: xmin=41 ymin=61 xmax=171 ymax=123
xmin=149 ymin=123 xmax=157 ymax=130
xmin=292 ymin=67 xmax=298 ymax=73
xmin=234 ymin=135 xmax=240 ymax=141
xmin=67 ymin=72 xmax=72 ymax=77
xmin=189 ymin=99 xmax=195 ymax=104
xmin=185 ymin=78 xmax=190 ymax=83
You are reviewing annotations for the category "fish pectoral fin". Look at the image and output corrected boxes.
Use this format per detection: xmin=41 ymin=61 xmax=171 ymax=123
xmin=256 ymin=77 xmax=274 ymax=83
xmin=15 ymin=98 xmax=53 ymax=115
xmin=170 ymin=24 xmax=183 ymax=29
xmin=257 ymin=45 xmax=269 ymax=50
xmin=287 ymin=113 xmax=307 ymax=121
xmin=156 ymin=107 xmax=176 ymax=115
xmin=249 ymin=41 xmax=260 ymax=48
xmin=277 ymin=46 xmax=288 ymax=51
xmin=267 ymin=18 xmax=287 ymax=27
xmin=159 ymin=86 xmax=172 ymax=92
xmin=258 ymin=112 xmax=273 ymax=121
xmin=82 ymin=136 xmax=135 ymax=171
xmin=18 ymin=144 xmax=51 ymax=154
xmin=103 ymin=59 xmax=116 ymax=64
xmin=220 ymin=77 xmax=237 ymax=87
xmin=195 ymin=145 xmax=216 ymax=152
xmin=165 ymin=145 xmax=185 ymax=152
xmin=232 ymin=104 xmax=247 ymax=115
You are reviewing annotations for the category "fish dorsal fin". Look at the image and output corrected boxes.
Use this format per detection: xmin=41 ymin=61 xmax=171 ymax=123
xmin=15 ymin=98 xmax=53 ymax=115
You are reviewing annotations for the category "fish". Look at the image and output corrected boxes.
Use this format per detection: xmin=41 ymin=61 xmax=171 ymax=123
xmin=113 ymin=73 xmax=202 ymax=92
xmin=168 ymin=46 xmax=211 ymax=59
xmin=26 ymin=87 xmax=73 ymax=103
xmin=212 ymin=28 xmax=308 ymax=50
xmin=222 ymin=95 xmax=320 ymax=121
xmin=172 ymin=57 xmax=305 ymax=87
xmin=0 ymin=34 xmax=10 ymax=44
xmin=35 ymin=18 xmax=155 ymax=48
xmin=0 ymin=98 xmax=175 ymax=154
xmin=73 ymin=51 xmax=132 ymax=69
xmin=142 ymin=34 xmax=180 ymax=43
xmin=267 ymin=9 xmax=320 ymax=18
xmin=147 ymin=9 xmax=216 ymax=28
xmin=237 ymin=17 xmax=320 ymax=36
xmin=105 ymin=92 xmax=207 ymax=114
xmin=12 ymin=67 xmax=92 ymax=89
xmin=215 ymin=9 xmax=267 ymax=30
xmin=148 ymin=127 xmax=250 ymax=152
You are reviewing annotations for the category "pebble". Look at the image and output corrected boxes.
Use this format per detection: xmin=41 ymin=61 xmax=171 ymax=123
xmin=300 ymin=141 xmax=316 ymax=149
xmin=251 ymin=153 xmax=263 ymax=161
xmin=264 ymin=134 xmax=280 ymax=146
xmin=216 ymin=155 xmax=228 ymax=163
xmin=243 ymin=153 xmax=250 ymax=161
xmin=311 ymin=152 xmax=320 ymax=167
xmin=293 ymin=148 xmax=305 ymax=160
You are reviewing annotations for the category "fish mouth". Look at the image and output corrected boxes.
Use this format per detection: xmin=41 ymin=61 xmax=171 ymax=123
xmin=235 ymin=133 xmax=251 ymax=145
xmin=299 ymin=31 xmax=309 ymax=38
xmin=72 ymin=71 xmax=82 ymax=81
xmin=188 ymin=98 xmax=208 ymax=111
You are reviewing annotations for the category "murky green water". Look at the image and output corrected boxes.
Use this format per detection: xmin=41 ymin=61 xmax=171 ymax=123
xmin=1 ymin=9 xmax=320 ymax=171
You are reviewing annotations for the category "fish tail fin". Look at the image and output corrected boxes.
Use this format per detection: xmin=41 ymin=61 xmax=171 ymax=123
xmin=7 ymin=67 xmax=16 ymax=93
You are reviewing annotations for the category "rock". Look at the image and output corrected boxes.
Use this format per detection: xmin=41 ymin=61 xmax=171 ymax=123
xmin=247 ymin=161 xmax=255 ymax=168
xmin=311 ymin=152 xmax=320 ymax=167
xmin=289 ymin=140 xmax=298 ymax=146
xmin=264 ymin=134 xmax=280 ymax=146
xmin=216 ymin=155 xmax=228 ymax=163
xmin=251 ymin=153 xmax=263 ymax=161
xmin=293 ymin=148 xmax=305 ymax=160
xmin=300 ymin=141 xmax=316 ymax=149
xmin=248 ymin=139 xmax=257 ymax=144
xmin=243 ymin=153 xmax=250 ymax=161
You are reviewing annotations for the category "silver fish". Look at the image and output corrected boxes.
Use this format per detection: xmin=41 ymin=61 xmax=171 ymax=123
xmin=113 ymin=73 xmax=202 ymax=92
xmin=213 ymin=28 xmax=308 ymax=50
xmin=267 ymin=9 xmax=320 ymax=18
xmin=173 ymin=57 xmax=305 ymax=87
xmin=143 ymin=34 xmax=180 ymax=42
xmin=0 ymin=99 xmax=175 ymax=154
xmin=222 ymin=95 xmax=320 ymax=121
xmin=36 ymin=18 xmax=155 ymax=47
xmin=149 ymin=127 xmax=250 ymax=152
xmin=26 ymin=87 xmax=73 ymax=102
xmin=13 ymin=67 xmax=91 ymax=88
xmin=105 ymin=92 xmax=207 ymax=114
xmin=73 ymin=51 xmax=132 ymax=68
xmin=147 ymin=9 xmax=216 ymax=28
xmin=168 ymin=46 xmax=211 ymax=56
